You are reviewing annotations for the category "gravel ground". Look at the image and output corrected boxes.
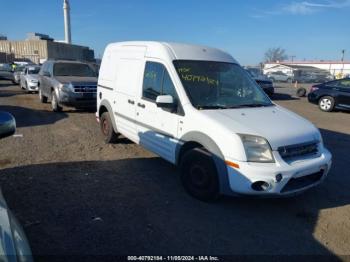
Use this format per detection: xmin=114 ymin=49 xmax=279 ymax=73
xmin=0 ymin=80 xmax=350 ymax=260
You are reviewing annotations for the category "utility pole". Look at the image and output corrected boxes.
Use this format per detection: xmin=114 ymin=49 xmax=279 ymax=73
xmin=341 ymin=49 xmax=345 ymax=75
xmin=290 ymin=55 xmax=296 ymax=63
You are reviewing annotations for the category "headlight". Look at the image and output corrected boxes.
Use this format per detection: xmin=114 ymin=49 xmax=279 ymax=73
xmin=239 ymin=134 xmax=275 ymax=163
xmin=59 ymin=83 xmax=73 ymax=92
xmin=30 ymin=79 xmax=38 ymax=83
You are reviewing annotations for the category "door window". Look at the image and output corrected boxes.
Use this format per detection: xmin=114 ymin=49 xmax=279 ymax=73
xmin=142 ymin=62 xmax=178 ymax=101
xmin=339 ymin=79 xmax=350 ymax=89
xmin=162 ymin=69 xmax=178 ymax=101
xmin=142 ymin=62 xmax=163 ymax=101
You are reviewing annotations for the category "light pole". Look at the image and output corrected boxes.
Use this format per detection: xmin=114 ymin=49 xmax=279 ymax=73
xmin=341 ymin=49 xmax=345 ymax=76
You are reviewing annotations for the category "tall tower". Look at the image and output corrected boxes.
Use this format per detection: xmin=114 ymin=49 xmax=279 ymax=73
xmin=63 ymin=0 xmax=72 ymax=44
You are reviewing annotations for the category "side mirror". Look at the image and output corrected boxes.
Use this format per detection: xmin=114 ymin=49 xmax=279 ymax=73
xmin=156 ymin=95 xmax=176 ymax=109
xmin=43 ymin=71 xmax=51 ymax=77
xmin=0 ymin=112 xmax=16 ymax=139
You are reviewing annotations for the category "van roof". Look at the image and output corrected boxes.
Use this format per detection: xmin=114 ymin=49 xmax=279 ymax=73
xmin=105 ymin=41 xmax=238 ymax=64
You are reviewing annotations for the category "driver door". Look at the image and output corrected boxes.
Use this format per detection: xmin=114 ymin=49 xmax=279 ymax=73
xmin=136 ymin=61 xmax=182 ymax=164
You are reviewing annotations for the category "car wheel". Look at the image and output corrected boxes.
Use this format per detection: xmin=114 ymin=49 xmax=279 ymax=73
xmin=100 ymin=112 xmax=118 ymax=143
xmin=318 ymin=96 xmax=335 ymax=112
xmin=51 ymin=91 xmax=62 ymax=112
xmin=39 ymin=89 xmax=48 ymax=103
xmin=180 ymin=148 xmax=220 ymax=202
xmin=296 ymin=87 xmax=307 ymax=97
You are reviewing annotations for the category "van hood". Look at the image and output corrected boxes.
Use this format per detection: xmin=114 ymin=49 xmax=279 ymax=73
xmin=201 ymin=105 xmax=320 ymax=150
xmin=55 ymin=76 xmax=98 ymax=84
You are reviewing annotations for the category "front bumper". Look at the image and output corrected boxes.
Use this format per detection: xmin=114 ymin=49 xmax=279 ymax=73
xmin=307 ymin=92 xmax=319 ymax=104
xmin=226 ymin=148 xmax=332 ymax=196
xmin=58 ymin=90 xmax=97 ymax=108
xmin=27 ymin=82 xmax=39 ymax=91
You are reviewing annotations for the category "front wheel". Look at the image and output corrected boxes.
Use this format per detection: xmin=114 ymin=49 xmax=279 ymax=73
xmin=319 ymin=96 xmax=335 ymax=112
xmin=51 ymin=91 xmax=62 ymax=112
xmin=180 ymin=148 xmax=220 ymax=202
xmin=39 ymin=89 xmax=48 ymax=103
xmin=100 ymin=112 xmax=118 ymax=143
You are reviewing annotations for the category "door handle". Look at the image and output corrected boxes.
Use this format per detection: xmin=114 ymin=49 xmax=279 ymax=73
xmin=128 ymin=99 xmax=135 ymax=105
xmin=137 ymin=103 xmax=145 ymax=109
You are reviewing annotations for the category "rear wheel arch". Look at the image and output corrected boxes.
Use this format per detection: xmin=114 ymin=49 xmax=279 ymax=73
xmin=98 ymin=100 xmax=118 ymax=133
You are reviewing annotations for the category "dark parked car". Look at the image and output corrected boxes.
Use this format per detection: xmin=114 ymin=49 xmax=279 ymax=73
xmin=0 ymin=112 xmax=33 ymax=261
xmin=38 ymin=60 xmax=98 ymax=112
xmin=308 ymin=78 xmax=350 ymax=112
xmin=246 ymin=70 xmax=274 ymax=96
xmin=294 ymin=73 xmax=333 ymax=84
xmin=0 ymin=63 xmax=15 ymax=83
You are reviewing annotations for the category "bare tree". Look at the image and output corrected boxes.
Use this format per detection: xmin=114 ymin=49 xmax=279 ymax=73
xmin=264 ymin=47 xmax=288 ymax=63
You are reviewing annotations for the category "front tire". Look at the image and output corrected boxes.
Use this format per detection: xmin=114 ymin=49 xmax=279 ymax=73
xmin=180 ymin=148 xmax=220 ymax=202
xmin=318 ymin=96 xmax=335 ymax=112
xmin=51 ymin=91 xmax=62 ymax=112
xmin=100 ymin=112 xmax=118 ymax=143
xmin=39 ymin=89 xmax=48 ymax=103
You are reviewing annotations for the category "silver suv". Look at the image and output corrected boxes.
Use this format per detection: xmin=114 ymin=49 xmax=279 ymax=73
xmin=38 ymin=60 xmax=98 ymax=112
xmin=267 ymin=71 xmax=293 ymax=83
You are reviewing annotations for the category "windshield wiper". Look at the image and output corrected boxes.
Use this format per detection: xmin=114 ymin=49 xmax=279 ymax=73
xmin=229 ymin=103 xmax=273 ymax=108
xmin=197 ymin=105 xmax=228 ymax=110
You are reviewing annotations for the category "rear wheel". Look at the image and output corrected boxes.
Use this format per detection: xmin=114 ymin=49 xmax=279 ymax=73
xmin=51 ymin=91 xmax=62 ymax=112
xmin=296 ymin=87 xmax=307 ymax=97
xmin=318 ymin=96 xmax=335 ymax=112
xmin=180 ymin=148 xmax=220 ymax=202
xmin=100 ymin=112 xmax=118 ymax=143
xmin=39 ymin=89 xmax=47 ymax=103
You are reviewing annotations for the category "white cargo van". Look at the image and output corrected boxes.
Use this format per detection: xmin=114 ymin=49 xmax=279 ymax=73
xmin=96 ymin=41 xmax=332 ymax=201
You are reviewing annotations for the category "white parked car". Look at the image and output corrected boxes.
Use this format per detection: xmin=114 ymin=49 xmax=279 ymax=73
xmin=20 ymin=65 xmax=41 ymax=92
xmin=96 ymin=42 xmax=332 ymax=201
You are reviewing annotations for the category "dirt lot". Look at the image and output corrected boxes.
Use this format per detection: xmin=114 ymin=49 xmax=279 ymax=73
xmin=0 ymin=80 xmax=350 ymax=259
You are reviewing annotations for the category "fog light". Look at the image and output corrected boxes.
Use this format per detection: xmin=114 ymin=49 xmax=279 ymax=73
xmin=251 ymin=181 xmax=270 ymax=192
xmin=275 ymin=173 xmax=283 ymax=182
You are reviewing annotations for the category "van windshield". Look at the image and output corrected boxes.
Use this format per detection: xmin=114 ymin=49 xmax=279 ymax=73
xmin=173 ymin=60 xmax=273 ymax=109
xmin=53 ymin=63 xmax=96 ymax=77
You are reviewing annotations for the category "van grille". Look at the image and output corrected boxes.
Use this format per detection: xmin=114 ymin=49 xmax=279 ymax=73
xmin=74 ymin=85 xmax=97 ymax=93
xmin=281 ymin=170 xmax=324 ymax=193
xmin=278 ymin=141 xmax=319 ymax=160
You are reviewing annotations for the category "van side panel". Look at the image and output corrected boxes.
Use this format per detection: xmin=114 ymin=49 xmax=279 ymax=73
xmin=112 ymin=46 xmax=146 ymax=143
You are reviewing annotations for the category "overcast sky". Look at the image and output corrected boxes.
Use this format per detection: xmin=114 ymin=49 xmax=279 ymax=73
xmin=1 ymin=0 xmax=349 ymax=65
